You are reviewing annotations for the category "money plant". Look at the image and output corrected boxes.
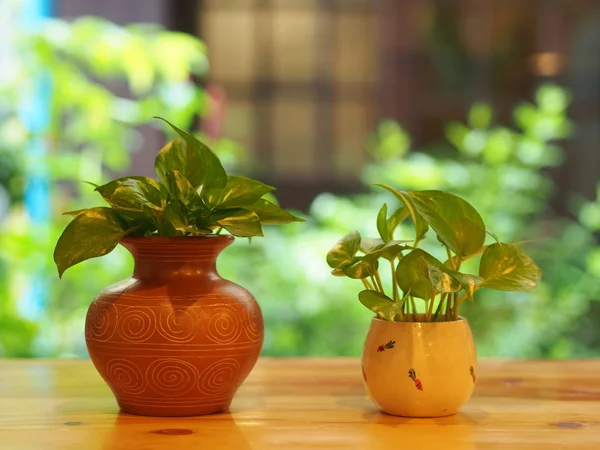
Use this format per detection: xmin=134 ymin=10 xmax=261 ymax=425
xmin=54 ymin=118 xmax=303 ymax=277
xmin=326 ymin=185 xmax=542 ymax=322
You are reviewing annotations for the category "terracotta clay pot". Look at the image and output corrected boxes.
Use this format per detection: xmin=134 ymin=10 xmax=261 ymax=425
xmin=85 ymin=236 xmax=263 ymax=417
xmin=362 ymin=315 xmax=476 ymax=417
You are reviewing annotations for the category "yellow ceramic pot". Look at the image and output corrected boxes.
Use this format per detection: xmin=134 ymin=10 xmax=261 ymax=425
xmin=362 ymin=315 xmax=477 ymax=417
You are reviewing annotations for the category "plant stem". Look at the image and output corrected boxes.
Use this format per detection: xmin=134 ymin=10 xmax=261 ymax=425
xmin=410 ymin=296 xmax=417 ymax=321
xmin=374 ymin=271 xmax=385 ymax=295
xmin=433 ymin=293 xmax=447 ymax=322
xmin=446 ymin=292 xmax=454 ymax=321
xmin=445 ymin=245 xmax=454 ymax=269
xmin=369 ymin=275 xmax=378 ymax=293
xmin=390 ymin=260 xmax=399 ymax=302
xmin=453 ymin=293 xmax=467 ymax=320
xmin=426 ymin=296 xmax=435 ymax=322
xmin=215 ymin=227 xmax=223 ymax=235
xmin=362 ymin=278 xmax=376 ymax=291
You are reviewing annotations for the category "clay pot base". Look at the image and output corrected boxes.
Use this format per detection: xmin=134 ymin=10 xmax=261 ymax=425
xmin=117 ymin=399 xmax=231 ymax=417
xmin=380 ymin=409 xmax=459 ymax=418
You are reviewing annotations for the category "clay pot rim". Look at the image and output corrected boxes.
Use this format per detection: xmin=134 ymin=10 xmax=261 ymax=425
xmin=121 ymin=235 xmax=234 ymax=244
xmin=371 ymin=315 xmax=467 ymax=326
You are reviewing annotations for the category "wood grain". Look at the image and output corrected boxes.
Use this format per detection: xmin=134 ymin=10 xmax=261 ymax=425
xmin=0 ymin=359 xmax=599 ymax=449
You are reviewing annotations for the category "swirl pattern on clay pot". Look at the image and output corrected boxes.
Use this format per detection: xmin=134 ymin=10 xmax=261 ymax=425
xmin=85 ymin=236 xmax=264 ymax=417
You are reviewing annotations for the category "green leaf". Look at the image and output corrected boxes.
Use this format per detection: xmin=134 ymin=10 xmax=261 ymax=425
xmin=164 ymin=169 xmax=209 ymax=215
xmin=343 ymin=257 xmax=378 ymax=279
xmin=486 ymin=228 xmax=501 ymax=244
xmin=396 ymin=249 xmax=456 ymax=300
xmin=360 ymin=238 xmax=384 ymax=254
xmin=376 ymin=203 xmax=390 ymax=242
xmin=244 ymin=198 xmax=304 ymax=225
xmin=358 ymin=290 xmax=401 ymax=321
xmin=154 ymin=117 xmax=227 ymax=194
xmin=209 ymin=175 xmax=276 ymax=210
xmin=211 ymin=208 xmax=263 ymax=238
xmin=163 ymin=198 xmax=188 ymax=230
xmin=175 ymin=226 xmax=212 ymax=236
xmin=387 ymin=206 xmax=409 ymax=239
xmin=62 ymin=209 xmax=87 ymax=217
xmin=53 ymin=207 xmax=127 ymax=278
xmin=364 ymin=240 xmax=412 ymax=263
xmin=80 ymin=180 xmax=99 ymax=189
xmin=95 ymin=176 xmax=167 ymax=222
xmin=326 ymin=231 xmax=361 ymax=269
xmin=435 ymin=266 xmax=483 ymax=301
xmin=377 ymin=185 xmax=429 ymax=243
xmin=479 ymin=243 xmax=542 ymax=291
xmin=405 ymin=190 xmax=485 ymax=258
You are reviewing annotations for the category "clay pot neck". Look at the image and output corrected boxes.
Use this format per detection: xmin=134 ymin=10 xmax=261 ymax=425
xmin=120 ymin=235 xmax=233 ymax=280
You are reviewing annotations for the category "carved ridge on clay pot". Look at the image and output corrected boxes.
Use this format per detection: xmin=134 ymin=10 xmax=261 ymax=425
xmin=85 ymin=235 xmax=264 ymax=417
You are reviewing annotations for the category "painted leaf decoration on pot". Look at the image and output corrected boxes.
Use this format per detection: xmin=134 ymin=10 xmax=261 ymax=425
xmin=358 ymin=290 xmax=401 ymax=321
xmin=479 ymin=243 xmax=542 ymax=291
xmin=208 ymin=175 xmax=276 ymax=210
xmin=244 ymin=198 xmax=304 ymax=225
xmin=376 ymin=203 xmax=390 ymax=242
xmin=326 ymin=230 xmax=361 ymax=269
xmin=53 ymin=207 xmax=128 ymax=278
xmin=164 ymin=169 xmax=209 ymax=216
xmin=396 ymin=249 xmax=457 ymax=300
xmin=343 ymin=257 xmax=379 ymax=279
xmin=154 ymin=117 xmax=227 ymax=195
xmin=210 ymin=208 xmax=263 ymax=237
xmin=377 ymin=185 xmax=429 ymax=244
xmin=404 ymin=190 xmax=485 ymax=258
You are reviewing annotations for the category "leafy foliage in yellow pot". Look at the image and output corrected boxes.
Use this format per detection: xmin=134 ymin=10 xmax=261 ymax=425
xmin=327 ymin=187 xmax=541 ymax=322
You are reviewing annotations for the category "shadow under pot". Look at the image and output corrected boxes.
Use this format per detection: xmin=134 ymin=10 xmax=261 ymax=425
xmin=85 ymin=235 xmax=264 ymax=417
xmin=361 ymin=315 xmax=477 ymax=417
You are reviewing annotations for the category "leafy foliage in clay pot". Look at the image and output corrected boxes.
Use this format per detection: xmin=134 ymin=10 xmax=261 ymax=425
xmin=326 ymin=186 xmax=541 ymax=322
xmin=54 ymin=118 xmax=303 ymax=277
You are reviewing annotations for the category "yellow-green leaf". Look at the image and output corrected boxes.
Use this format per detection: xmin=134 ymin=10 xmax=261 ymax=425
xmin=479 ymin=243 xmax=542 ymax=291
xmin=326 ymin=230 xmax=361 ymax=269
xmin=209 ymin=176 xmax=276 ymax=210
xmin=405 ymin=190 xmax=485 ymax=258
xmin=95 ymin=176 xmax=167 ymax=222
xmin=164 ymin=169 xmax=208 ymax=215
xmin=358 ymin=290 xmax=401 ymax=321
xmin=396 ymin=249 xmax=457 ymax=300
xmin=245 ymin=198 xmax=304 ymax=225
xmin=154 ymin=117 xmax=227 ymax=194
xmin=342 ymin=257 xmax=378 ymax=279
xmin=211 ymin=208 xmax=263 ymax=238
xmin=377 ymin=185 xmax=429 ymax=244
xmin=53 ymin=207 xmax=128 ymax=278
xmin=376 ymin=203 xmax=390 ymax=242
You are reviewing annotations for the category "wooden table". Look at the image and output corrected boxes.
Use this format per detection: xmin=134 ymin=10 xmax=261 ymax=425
xmin=1 ymin=359 xmax=599 ymax=449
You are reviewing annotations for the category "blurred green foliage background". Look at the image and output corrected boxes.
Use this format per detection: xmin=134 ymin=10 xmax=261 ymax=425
xmin=1 ymin=9 xmax=599 ymax=358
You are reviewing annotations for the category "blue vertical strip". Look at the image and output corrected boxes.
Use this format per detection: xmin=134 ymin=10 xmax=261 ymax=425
xmin=18 ymin=0 xmax=53 ymax=319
